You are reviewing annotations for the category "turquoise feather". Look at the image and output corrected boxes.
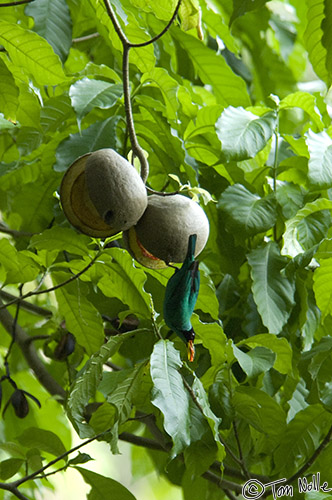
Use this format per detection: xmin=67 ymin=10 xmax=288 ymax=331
xmin=163 ymin=234 xmax=200 ymax=360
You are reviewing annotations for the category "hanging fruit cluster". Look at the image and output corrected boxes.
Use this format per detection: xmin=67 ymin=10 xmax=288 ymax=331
xmin=60 ymin=148 xmax=209 ymax=268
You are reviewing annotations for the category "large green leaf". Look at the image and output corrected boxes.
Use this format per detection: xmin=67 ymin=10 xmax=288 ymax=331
xmin=0 ymin=58 xmax=18 ymax=121
xmin=273 ymin=405 xmax=332 ymax=475
xmin=306 ymin=130 xmax=332 ymax=188
xmin=141 ymin=68 xmax=179 ymax=120
xmin=219 ymin=184 xmax=277 ymax=237
xmin=230 ymin=0 xmax=270 ymax=24
xmin=304 ymin=0 xmax=329 ymax=84
xmin=279 ymin=91 xmax=324 ymax=130
xmin=233 ymin=345 xmax=276 ymax=378
xmin=54 ymin=117 xmax=119 ymax=172
xmin=41 ymin=95 xmax=73 ymax=134
xmin=282 ymin=199 xmax=332 ymax=258
xmin=314 ymin=250 xmax=332 ymax=320
xmin=216 ymin=107 xmax=277 ymax=161
xmin=76 ymin=467 xmax=137 ymax=500
xmin=17 ymin=427 xmax=67 ymax=458
xmin=232 ymin=386 xmax=286 ymax=448
xmin=0 ymin=20 xmax=67 ymax=86
xmin=52 ymin=272 xmax=105 ymax=357
xmin=173 ymin=29 xmax=250 ymax=107
xmin=95 ymin=249 xmax=152 ymax=319
xmin=107 ymin=363 xmax=145 ymax=422
xmin=150 ymin=340 xmax=191 ymax=458
xmin=0 ymin=239 xmax=40 ymax=285
xmin=237 ymin=334 xmax=293 ymax=375
xmin=25 ymin=0 xmax=72 ymax=63
xmin=67 ymin=333 xmax=134 ymax=437
xmin=248 ymin=242 xmax=295 ymax=334
xmin=30 ymin=227 xmax=93 ymax=257
xmin=69 ymin=78 xmax=123 ymax=125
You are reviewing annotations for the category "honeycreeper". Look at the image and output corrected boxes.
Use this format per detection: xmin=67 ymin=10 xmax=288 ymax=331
xmin=163 ymin=234 xmax=200 ymax=362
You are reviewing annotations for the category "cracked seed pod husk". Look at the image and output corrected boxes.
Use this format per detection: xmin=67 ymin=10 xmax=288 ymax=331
xmin=60 ymin=149 xmax=147 ymax=237
xmin=124 ymin=194 xmax=209 ymax=268
xmin=85 ymin=149 xmax=147 ymax=232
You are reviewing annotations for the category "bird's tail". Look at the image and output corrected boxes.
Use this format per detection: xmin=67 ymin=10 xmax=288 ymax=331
xmin=186 ymin=234 xmax=197 ymax=261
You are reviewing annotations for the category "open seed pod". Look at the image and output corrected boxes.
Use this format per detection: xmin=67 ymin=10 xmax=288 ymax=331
xmin=60 ymin=149 xmax=148 ymax=237
xmin=124 ymin=194 xmax=209 ymax=268
xmin=60 ymin=154 xmax=115 ymax=237
xmin=85 ymin=149 xmax=147 ymax=232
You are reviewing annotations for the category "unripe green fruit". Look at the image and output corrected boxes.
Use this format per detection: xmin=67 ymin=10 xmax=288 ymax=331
xmin=124 ymin=194 xmax=209 ymax=267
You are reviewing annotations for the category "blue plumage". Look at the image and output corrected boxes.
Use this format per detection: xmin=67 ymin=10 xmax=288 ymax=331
xmin=163 ymin=234 xmax=200 ymax=361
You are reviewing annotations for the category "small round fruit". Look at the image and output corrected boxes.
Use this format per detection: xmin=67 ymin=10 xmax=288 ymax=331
xmin=60 ymin=154 xmax=116 ymax=237
xmin=85 ymin=149 xmax=147 ymax=232
xmin=124 ymin=194 xmax=209 ymax=267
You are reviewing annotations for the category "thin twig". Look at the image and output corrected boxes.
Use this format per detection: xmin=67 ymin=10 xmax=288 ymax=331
xmin=102 ymin=0 xmax=182 ymax=185
xmin=0 ymin=0 xmax=34 ymax=6
xmin=0 ymin=223 xmax=33 ymax=237
xmin=0 ymin=291 xmax=52 ymax=317
xmin=233 ymin=420 xmax=250 ymax=479
xmin=0 ymin=483 xmax=29 ymax=500
xmin=0 ymin=252 xmax=101 ymax=311
xmin=72 ymin=33 xmax=100 ymax=43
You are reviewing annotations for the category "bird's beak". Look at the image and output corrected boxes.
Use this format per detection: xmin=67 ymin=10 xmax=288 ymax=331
xmin=188 ymin=340 xmax=195 ymax=362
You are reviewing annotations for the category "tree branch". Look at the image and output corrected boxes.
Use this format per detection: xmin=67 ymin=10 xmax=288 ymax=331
xmin=0 ymin=298 xmax=66 ymax=402
xmin=287 ymin=423 xmax=332 ymax=485
xmin=0 ymin=251 xmax=101 ymax=311
xmin=0 ymin=0 xmax=34 ymax=6
xmin=0 ymin=483 xmax=29 ymax=500
xmin=0 ymin=290 xmax=52 ymax=317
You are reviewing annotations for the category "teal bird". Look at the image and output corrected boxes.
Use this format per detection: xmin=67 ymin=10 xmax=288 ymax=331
xmin=163 ymin=234 xmax=200 ymax=362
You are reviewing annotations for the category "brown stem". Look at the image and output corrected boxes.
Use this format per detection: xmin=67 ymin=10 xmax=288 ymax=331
xmin=0 ymin=290 xmax=52 ymax=317
xmin=0 ymin=483 xmax=29 ymax=500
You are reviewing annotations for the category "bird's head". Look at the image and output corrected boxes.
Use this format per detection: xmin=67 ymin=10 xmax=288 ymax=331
xmin=182 ymin=327 xmax=195 ymax=362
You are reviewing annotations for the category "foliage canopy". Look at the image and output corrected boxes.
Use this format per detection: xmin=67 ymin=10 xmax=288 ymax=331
xmin=1 ymin=0 xmax=332 ymax=499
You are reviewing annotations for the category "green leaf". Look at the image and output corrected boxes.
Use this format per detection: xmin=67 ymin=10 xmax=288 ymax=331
xmin=0 ymin=20 xmax=67 ymax=86
xmin=233 ymin=387 xmax=286 ymax=445
xmin=67 ymin=333 xmax=134 ymax=437
xmin=216 ymin=107 xmax=277 ymax=161
xmin=30 ymin=227 xmax=93 ymax=257
xmin=233 ymin=345 xmax=276 ymax=378
xmin=52 ymin=272 xmax=105 ymax=356
xmin=314 ymin=259 xmax=332 ymax=320
xmin=0 ymin=458 xmax=24 ymax=480
xmin=306 ymin=130 xmax=332 ymax=188
xmin=96 ymin=249 xmax=152 ymax=319
xmin=219 ymin=184 xmax=277 ymax=237
xmin=304 ymin=0 xmax=329 ymax=84
xmin=150 ymin=340 xmax=191 ymax=458
xmin=25 ymin=0 xmax=72 ymax=63
xmin=41 ymin=95 xmax=73 ymax=134
xmin=248 ymin=242 xmax=295 ymax=334
xmin=191 ymin=375 xmax=225 ymax=462
xmin=76 ymin=467 xmax=137 ymax=500
xmin=0 ymin=239 xmax=40 ymax=284
xmin=230 ymin=0 xmax=270 ymax=24
xmin=16 ymin=427 xmax=67 ymax=458
xmin=54 ymin=116 xmax=120 ymax=172
xmin=174 ymin=30 xmax=250 ymax=108
xmin=107 ymin=363 xmax=145 ymax=422
xmin=69 ymin=78 xmax=123 ymax=124
xmin=273 ymin=405 xmax=332 ymax=475
xmin=282 ymin=199 xmax=332 ymax=258
xmin=141 ymin=68 xmax=179 ymax=120
xmin=0 ymin=58 xmax=18 ymax=121
xmin=237 ymin=334 xmax=293 ymax=375
xmin=279 ymin=91 xmax=324 ymax=130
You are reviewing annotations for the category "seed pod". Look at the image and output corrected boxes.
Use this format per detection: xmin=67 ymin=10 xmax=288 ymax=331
xmin=60 ymin=154 xmax=114 ymax=237
xmin=85 ymin=149 xmax=148 ymax=231
xmin=11 ymin=389 xmax=29 ymax=419
xmin=124 ymin=194 xmax=209 ymax=268
xmin=53 ymin=332 xmax=76 ymax=361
